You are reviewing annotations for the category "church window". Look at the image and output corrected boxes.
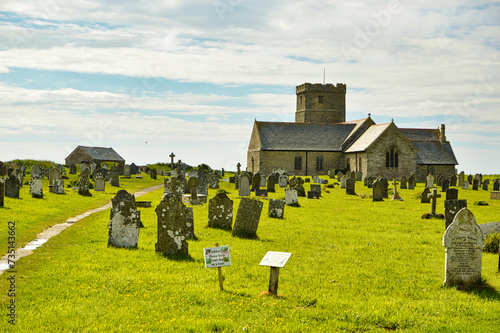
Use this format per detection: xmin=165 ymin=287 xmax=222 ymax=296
xmin=299 ymin=96 xmax=302 ymax=105
xmin=316 ymin=156 xmax=323 ymax=171
xmin=318 ymin=95 xmax=324 ymax=103
xmin=294 ymin=156 xmax=302 ymax=170
xmin=251 ymin=156 xmax=255 ymax=173
xmin=386 ymin=148 xmax=399 ymax=168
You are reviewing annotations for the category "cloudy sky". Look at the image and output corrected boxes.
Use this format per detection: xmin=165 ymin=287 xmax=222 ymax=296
xmin=0 ymin=0 xmax=499 ymax=173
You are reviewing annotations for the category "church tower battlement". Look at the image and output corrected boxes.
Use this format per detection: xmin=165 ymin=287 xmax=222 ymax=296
xmin=295 ymin=82 xmax=346 ymax=124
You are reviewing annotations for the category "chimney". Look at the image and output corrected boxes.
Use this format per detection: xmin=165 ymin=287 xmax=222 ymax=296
xmin=440 ymin=124 xmax=446 ymax=143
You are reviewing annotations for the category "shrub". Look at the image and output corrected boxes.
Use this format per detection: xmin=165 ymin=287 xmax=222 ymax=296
xmin=474 ymin=201 xmax=489 ymax=206
xmin=483 ymin=233 xmax=500 ymax=253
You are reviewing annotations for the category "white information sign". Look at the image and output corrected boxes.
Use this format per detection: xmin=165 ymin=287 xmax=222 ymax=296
xmin=204 ymin=245 xmax=231 ymax=268
xmin=259 ymin=251 xmax=292 ymax=268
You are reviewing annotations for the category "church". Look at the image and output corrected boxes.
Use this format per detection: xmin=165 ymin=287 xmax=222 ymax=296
xmin=247 ymin=82 xmax=458 ymax=180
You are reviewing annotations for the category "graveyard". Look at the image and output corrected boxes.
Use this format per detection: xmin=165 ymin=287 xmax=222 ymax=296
xmin=0 ymin=162 xmax=500 ymax=332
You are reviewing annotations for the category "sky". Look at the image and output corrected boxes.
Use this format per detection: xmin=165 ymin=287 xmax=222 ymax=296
xmin=0 ymin=0 xmax=499 ymax=174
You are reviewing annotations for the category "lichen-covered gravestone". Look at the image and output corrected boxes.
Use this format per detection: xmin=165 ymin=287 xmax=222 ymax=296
xmin=232 ymin=198 xmax=263 ymax=238
xmin=207 ymin=172 xmax=219 ymax=189
xmin=5 ymin=174 xmax=19 ymax=198
xmin=78 ymin=175 xmax=92 ymax=196
xmin=443 ymin=208 xmax=485 ymax=287
xmin=155 ymin=193 xmax=189 ymax=256
xmin=187 ymin=176 xmax=200 ymax=205
xmin=238 ymin=172 xmax=251 ymax=196
xmin=30 ymin=164 xmax=44 ymax=180
xmin=208 ymin=192 xmax=233 ymax=230
xmin=196 ymin=170 xmax=209 ymax=196
xmin=268 ymin=199 xmax=285 ymax=219
xmin=109 ymin=171 xmax=119 ymax=187
xmin=53 ymin=179 xmax=65 ymax=194
xmin=285 ymin=188 xmax=299 ymax=206
xmin=29 ymin=179 xmax=43 ymax=198
xmin=108 ymin=190 xmax=141 ymax=248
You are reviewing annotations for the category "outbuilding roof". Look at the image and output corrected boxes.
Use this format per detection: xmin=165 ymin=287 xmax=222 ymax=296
xmin=400 ymin=129 xmax=458 ymax=165
xmin=75 ymin=146 xmax=125 ymax=162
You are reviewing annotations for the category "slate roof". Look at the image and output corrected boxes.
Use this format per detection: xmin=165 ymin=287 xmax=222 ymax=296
xmin=344 ymin=123 xmax=392 ymax=153
xmin=77 ymin=146 xmax=125 ymax=162
xmin=400 ymin=129 xmax=458 ymax=165
xmin=255 ymin=121 xmax=357 ymax=151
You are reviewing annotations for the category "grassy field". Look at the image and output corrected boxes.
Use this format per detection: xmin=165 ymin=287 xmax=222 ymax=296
xmin=1 ymin=172 xmax=499 ymax=332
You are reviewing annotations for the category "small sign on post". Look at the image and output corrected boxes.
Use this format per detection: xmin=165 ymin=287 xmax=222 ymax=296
xmin=204 ymin=243 xmax=231 ymax=291
xmin=259 ymin=251 xmax=292 ymax=295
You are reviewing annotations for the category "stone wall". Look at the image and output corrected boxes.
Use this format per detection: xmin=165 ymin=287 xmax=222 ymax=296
xmin=65 ymin=148 xmax=91 ymax=165
xmin=416 ymin=165 xmax=456 ymax=181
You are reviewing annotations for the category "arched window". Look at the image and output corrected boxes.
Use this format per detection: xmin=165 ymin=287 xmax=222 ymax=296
xmin=251 ymin=156 xmax=254 ymax=173
xmin=386 ymin=147 xmax=399 ymax=168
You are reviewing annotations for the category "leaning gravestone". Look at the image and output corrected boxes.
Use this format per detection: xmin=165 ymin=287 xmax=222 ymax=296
xmin=443 ymin=208 xmax=485 ymax=287
xmin=421 ymin=187 xmax=431 ymax=204
xmin=238 ymin=172 xmax=251 ymax=196
xmin=208 ymin=192 xmax=233 ymax=230
xmin=372 ymin=180 xmax=384 ymax=202
xmin=346 ymin=177 xmax=356 ymax=195
xmin=155 ymin=193 xmax=189 ymax=256
xmin=5 ymin=174 xmax=19 ymax=198
xmin=108 ymin=190 xmax=141 ymax=248
xmin=29 ymin=179 xmax=43 ymax=198
xmin=0 ymin=178 xmax=4 ymax=207
xmin=53 ymin=179 xmax=65 ymax=194
xmin=232 ymin=198 xmax=263 ymax=238
xmin=285 ymin=188 xmax=298 ymax=206
xmin=268 ymin=199 xmax=285 ymax=219
xmin=78 ymin=175 xmax=92 ymax=196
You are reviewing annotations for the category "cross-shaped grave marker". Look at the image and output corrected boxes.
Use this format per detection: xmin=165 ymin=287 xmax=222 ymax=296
xmin=428 ymin=188 xmax=442 ymax=217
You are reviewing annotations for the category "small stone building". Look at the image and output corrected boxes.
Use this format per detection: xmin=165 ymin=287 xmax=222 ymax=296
xmin=247 ymin=82 xmax=458 ymax=180
xmin=65 ymin=146 xmax=126 ymax=165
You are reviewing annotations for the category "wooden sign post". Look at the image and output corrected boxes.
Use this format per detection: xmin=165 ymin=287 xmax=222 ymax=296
xmin=204 ymin=243 xmax=231 ymax=291
xmin=259 ymin=251 xmax=292 ymax=295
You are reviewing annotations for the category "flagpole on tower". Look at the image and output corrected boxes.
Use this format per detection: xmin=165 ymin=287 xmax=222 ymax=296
xmin=323 ymin=68 xmax=325 ymax=84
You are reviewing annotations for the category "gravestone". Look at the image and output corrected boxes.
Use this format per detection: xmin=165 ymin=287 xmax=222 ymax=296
xmin=426 ymin=174 xmax=434 ymax=189
xmin=5 ymin=174 xmax=20 ymax=198
xmin=123 ymin=165 xmax=131 ymax=178
xmin=285 ymin=188 xmax=299 ymax=206
xmin=289 ymin=177 xmax=297 ymax=189
xmin=458 ymin=172 xmax=465 ymax=187
xmin=310 ymin=184 xmax=321 ymax=197
xmin=337 ymin=171 xmax=343 ymax=181
xmin=229 ymin=176 xmax=235 ymax=183
xmin=49 ymin=167 xmax=62 ymax=190
xmin=443 ymin=208 xmax=485 ymax=287
xmin=472 ymin=179 xmax=479 ymax=191
xmin=108 ymin=190 xmax=141 ymax=248
xmin=91 ymin=162 xmax=97 ymax=174
xmin=155 ymin=193 xmax=189 ymax=256
xmin=340 ymin=175 xmax=347 ymax=189
xmin=196 ymin=170 xmax=209 ymax=196
xmin=307 ymin=191 xmax=319 ymax=199
xmin=462 ymin=181 xmax=469 ymax=190
xmin=187 ymin=176 xmax=201 ymax=205
xmin=208 ymin=192 xmax=233 ymax=230
xmin=391 ymin=180 xmax=402 ymax=201
xmin=81 ymin=163 xmax=90 ymax=175
xmin=372 ymin=180 xmax=384 ymax=202
xmin=0 ymin=178 xmax=4 ymax=207
xmin=95 ymin=176 xmax=105 ymax=192
xmin=151 ymin=169 xmax=157 ymax=179
xmin=29 ymin=179 xmax=43 ymax=198
xmin=268 ymin=199 xmax=285 ymax=219
xmin=328 ymin=169 xmax=336 ymax=178
xmin=494 ymin=180 xmax=500 ymax=191
xmin=109 ymin=171 xmax=119 ymax=187
xmin=446 ymin=188 xmax=459 ymax=200
xmin=252 ymin=172 xmax=261 ymax=192
xmin=78 ymin=175 xmax=92 ymax=196
xmin=428 ymin=188 xmax=441 ymax=217
xmin=235 ymin=162 xmax=241 ymax=190
xmin=444 ymin=199 xmax=467 ymax=230
xmin=185 ymin=207 xmax=194 ymax=240
xmin=238 ymin=172 xmax=251 ymax=196
xmin=356 ymin=170 xmax=363 ymax=181
xmin=207 ymin=172 xmax=219 ymax=189
xmin=450 ymin=175 xmax=457 ymax=187
xmin=69 ymin=163 xmax=76 ymax=174
xmin=421 ymin=187 xmax=431 ymax=203
xmin=365 ymin=176 xmax=374 ymax=188
xmin=267 ymin=174 xmax=278 ymax=192
xmin=130 ymin=163 xmax=138 ymax=174
xmin=15 ymin=169 xmax=24 ymax=188
xmin=441 ymin=178 xmax=450 ymax=192
xmin=0 ymin=161 xmax=4 ymax=176
xmin=232 ymin=198 xmax=263 ymax=238
xmin=467 ymin=175 xmax=473 ymax=184
xmin=304 ymin=178 xmax=310 ymax=183
xmin=30 ymin=164 xmax=44 ymax=180
xmin=482 ymin=180 xmax=489 ymax=191
xmin=350 ymin=171 xmax=356 ymax=180
xmin=296 ymin=183 xmax=306 ymax=197
xmin=53 ymin=179 xmax=65 ymax=194
xmin=408 ymin=174 xmax=416 ymax=190
xmin=400 ymin=176 xmax=408 ymax=189
xmin=313 ymin=175 xmax=320 ymax=184
xmin=346 ymin=177 xmax=356 ymax=195
xmin=279 ymin=174 xmax=288 ymax=188
xmin=380 ymin=178 xmax=389 ymax=198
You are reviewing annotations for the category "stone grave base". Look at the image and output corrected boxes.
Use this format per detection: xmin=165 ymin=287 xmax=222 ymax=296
xmin=182 ymin=194 xmax=207 ymax=204
xmin=490 ymin=191 xmax=500 ymax=200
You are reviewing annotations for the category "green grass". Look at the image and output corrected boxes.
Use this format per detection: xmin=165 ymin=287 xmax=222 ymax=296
xmin=1 ymin=174 xmax=499 ymax=332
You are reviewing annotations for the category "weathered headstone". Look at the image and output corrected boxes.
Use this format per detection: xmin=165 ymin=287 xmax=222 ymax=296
xmin=53 ymin=179 xmax=65 ymax=194
xmin=482 ymin=179 xmax=489 ymax=191
xmin=462 ymin=181 xmax=470 ymax=190
xmin=279 ymin=174 xmax=288 ymax=188
xmin=208 ymin=192 xmax=233 ymax=230
xmin=458 ymin=172 xmax=465 ymax=187
xmin=446 ymin=188 xmax=459 ymax=200
xmin=155 ymin=193 xmax=189 ymax=256
xmin=337 ymin=171 xmax=343 ymax=181
xmin=78 ymin=175 xmax=92 ymax=196
xmin=196 ymin=170 xmax=209 ymax=196
xmin=108 ymin=190 xmax=141 ymax=248
xmin=232 ymin=198 xmax=263 ymax=238
xmin=391 ymin=180 xmax=402 ymax=201
xmin=5 ymin=174 xmax=20 ymax=198
xmin=408 ymin=174 xmax=416 ymax=190
xmin=95 ymin=176 xmax=106 ymax=192
xmin=123 ymin=165 xmax=131 ymax=178
xmin=426 ymin=174 xmax=434 ymax=189
xmin=285 ymin=188 xmax=299 ymax=206
xmin=313 ymin=175 xmax=320 ymax=184
xmin=421 ymin=187 xmax=431 ymax=204
xmin=185 ymin=207 xmax=194 ymax=240
xmin=0 ymin=161 xmax=5 ymax=176
xmin=472 ymin=179 xmax=479 ymax=191
xmin=346 ymin=177 xmax=356 ymax=195
xmin=130 ymin=163 xmax=138 ymax=174
xmin=380 ymin=178 xmax=388 ymax=198
xmin=252 ymin=172 xmax=261 ymax=192
xmin=296 ymin=183 xmax=306 ymax=197
xmin=310 ymin=184 xmax=321 ymax=197
xmin=356 ymin=170 xmax=363 ymax=181
xmin=450 ymin=175 xmax=457 ymax=187
xmin=268 ymin=199 xmax=285 ymax=219
xmin=400 ymin=176 xmax=408 ymax=189
xmin=372 ymin=180 xmax=384 ymax=202
xmin=444 ymin=199 xmax=467 ymax=230
xmin=340 ymin=175 xmax=347 ymax=189
xmin=238 ymin=172 xmax=251 ymax=196
xmin=467 ymin=175 xmax=473 ymax=184
xmin=365 ymin=176 xmax=374 ymax=188
xmin=494 ymin=180 xmax=500 ymax=191
xmin=267 ymin=174 xmax=277 ymax=192
xmin=49 ymin=167 xmax=62 ymax=191
xmin=207 ymin=172 xmax=219 ymax=189
xmin=150 ymin=169 xmax=157 ymax=179
xmin=428 ymin=188 xmax=441 ymax=217
xmin=443 ymin=208 xmax=485 ymax=287
xmin=69 ymin=163 xmax=76 ymax=174
xmin=187 ymin=176 xmax=201 ymax=205
xmin=441 ymin=178 xmax=450 ymax=193
xmin=30 ymin=164 xmax=44 ymax=180
xmin=29 ymin=179 xmax=43 ymax=198
xmin=109 ymin=171 xmax=119 ymax=187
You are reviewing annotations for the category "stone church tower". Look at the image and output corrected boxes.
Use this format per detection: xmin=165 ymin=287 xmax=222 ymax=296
xmin=295 ymin=83 xmax=346 ymax=124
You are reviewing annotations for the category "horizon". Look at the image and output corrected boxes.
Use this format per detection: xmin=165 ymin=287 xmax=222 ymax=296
xmin=1 ymin=1 xmax=499 ymax=174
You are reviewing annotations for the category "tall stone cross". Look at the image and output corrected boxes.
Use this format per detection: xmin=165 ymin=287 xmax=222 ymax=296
xmin=391 ymin=179 xmax=402 ymax=201
xmin=169 ymin=153 xmax=175 ymax=170
xmin=428 ymin=188 xmax=442 ymax=216
xmin=177 ymin=159 xmax=182 ymax=174
xmin=236 ymin=162 xmax=241 ymax=174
